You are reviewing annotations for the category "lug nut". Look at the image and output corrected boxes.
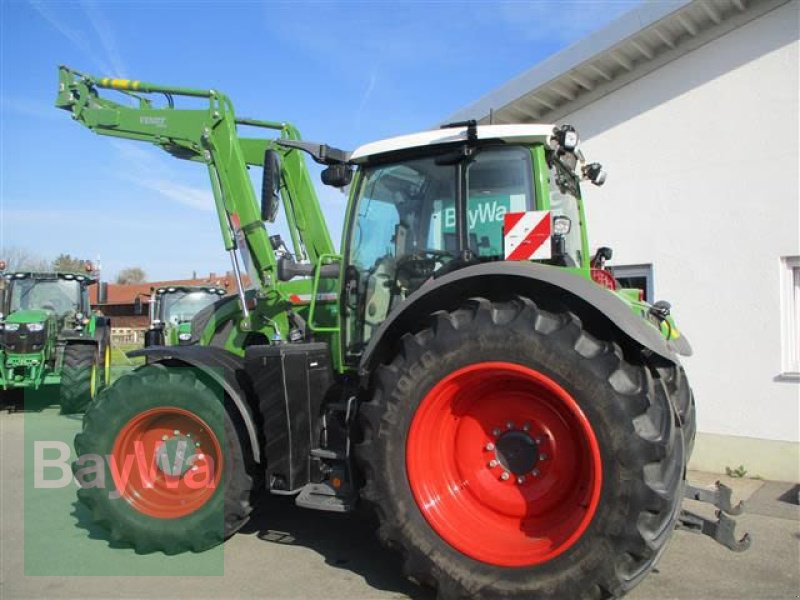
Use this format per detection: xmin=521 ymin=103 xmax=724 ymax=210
xmin=522 ymin=422 xmax=530 ymax=431
xmin=485 ymin=442 xmax=495 ymax=451
xmin=517 ymin=476 xmax=526 ymax=484
xmin=173 ymin=430 xmax=180 ymax=435
xmin=488 ymin=459 xmax=498 ymax=468
xmin=506 ymin=421 xmax=514 ymax=429
xmin=195 ymin=442 xmax=201 ymax=448
xmin=161 ymin=435 xmax=168 ymax=441
xmin=531 ymin=468 xmax=540 ymax=477
xmin=500 ymin=472 xmax=510 ymax=481
xmin=539 ymin=453 xmax=548 ymax=460
xmin=492 ymin=428 xmax=501 ymax=437
xmin=534 ymin=436 xmax=543 ymax=444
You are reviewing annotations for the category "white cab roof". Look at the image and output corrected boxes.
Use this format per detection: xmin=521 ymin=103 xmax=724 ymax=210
xmin=350 ymin=124 xmax=554 ymax=161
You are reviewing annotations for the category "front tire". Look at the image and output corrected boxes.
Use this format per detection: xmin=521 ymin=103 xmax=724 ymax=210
xmin=73 ymin=364 xmax=255 ymax=553
xmin=60 ymin=343 xmax=96 ymax=414
xmin=356 ymin=297 xmax=685 ymax=599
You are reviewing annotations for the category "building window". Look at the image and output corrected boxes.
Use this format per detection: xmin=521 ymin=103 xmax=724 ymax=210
xmin=780 ymin=256 xmax=800 ymax=376
xmin=611 ymin=264 xmax=654 ymax=303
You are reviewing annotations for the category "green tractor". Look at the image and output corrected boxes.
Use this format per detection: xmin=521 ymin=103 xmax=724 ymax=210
xmin=58 ymin=68 xmax=747 ymax=598
xmin=0 ymin=267 xmax=111 ymax=413
xmin=136 ymin=285 xmax=229 ymax=348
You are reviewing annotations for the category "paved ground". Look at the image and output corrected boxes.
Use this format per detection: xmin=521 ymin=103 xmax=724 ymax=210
xmin=1 ymin=403 xmax=798 ymax=599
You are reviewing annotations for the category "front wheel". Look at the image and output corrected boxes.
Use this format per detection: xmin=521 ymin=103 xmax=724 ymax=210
xmin=356 ymin=297 xmax=685 ymax=599
xmin=73 ymin=364 xmax=256 ymax=553
xmin=60 ymin=343 xmax=96 ymax=414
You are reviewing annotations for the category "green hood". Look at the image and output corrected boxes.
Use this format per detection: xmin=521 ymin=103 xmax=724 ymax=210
xmin=5 ymin=309 xmax=50 ymax=325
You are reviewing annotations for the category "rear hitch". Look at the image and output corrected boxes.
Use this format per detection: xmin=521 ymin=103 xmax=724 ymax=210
xmin=678 ymin=481 xmax=752 ymax=552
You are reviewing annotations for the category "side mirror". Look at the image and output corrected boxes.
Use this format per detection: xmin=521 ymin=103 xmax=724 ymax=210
xmin=321 ymin=163 xmax=353 ymax=188
xmin=261 ymin=149 xmax=282 ymax=222
xmin=133 ymin=296 xmax=143 ymax=315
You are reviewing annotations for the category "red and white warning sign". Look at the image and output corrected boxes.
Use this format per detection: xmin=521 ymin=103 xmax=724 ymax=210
xmin=503 ymin=211 xmax=552 ymax=261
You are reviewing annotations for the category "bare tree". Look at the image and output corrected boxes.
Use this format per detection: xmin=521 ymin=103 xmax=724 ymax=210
xmin=116 ymin=267 xmax=147 ymax=284
xmin=0 ymin=246 xmax=51 ymax=272
xmin=52 ymin=253 xmax=86 ymax=272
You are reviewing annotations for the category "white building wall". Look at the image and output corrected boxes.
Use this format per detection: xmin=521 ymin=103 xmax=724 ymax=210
xmin=561 ymin=2 xmax=798 ymax=477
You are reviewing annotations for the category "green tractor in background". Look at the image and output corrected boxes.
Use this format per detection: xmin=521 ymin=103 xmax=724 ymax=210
xmin=0 ymin=265 xmax=111 ymax=413
xmin=136 ymin=285 xmax=229 ymax=348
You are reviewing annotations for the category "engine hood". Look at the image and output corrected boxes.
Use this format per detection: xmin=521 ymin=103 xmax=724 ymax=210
xmin=4 ymin=309 xmax=51 ymax=325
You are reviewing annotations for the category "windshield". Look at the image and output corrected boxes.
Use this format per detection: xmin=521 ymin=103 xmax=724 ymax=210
xmin=346 ymin=145 xmax=534 ymax=354
xmin=9 ymin=278 xmax=81 ymax=315
xmin=548 ymin=159 xmax=584 ymax=268
xmin=159 ymin=291 xmax=220 ymax=325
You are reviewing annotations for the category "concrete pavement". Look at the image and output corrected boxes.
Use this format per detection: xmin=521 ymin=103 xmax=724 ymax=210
xmin=1 ymin=405 xmax=797 ymax=599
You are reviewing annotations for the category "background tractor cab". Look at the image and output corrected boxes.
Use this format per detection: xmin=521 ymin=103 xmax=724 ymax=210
xmin=137 ymin=285 xmax=228 ymax=347
xmin=0 ymin=266 xmax=111 ymax=412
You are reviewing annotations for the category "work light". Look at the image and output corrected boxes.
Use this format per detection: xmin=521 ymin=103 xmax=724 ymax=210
xmin=27 ymin=323 xmax=44 ymax=332
xmin=553 ymin=216 xmax=572 ymax=236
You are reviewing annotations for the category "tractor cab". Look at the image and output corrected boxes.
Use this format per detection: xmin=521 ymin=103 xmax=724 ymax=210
xmin=144 ymin=285 xmax=227 ymax=346
xmin=341 ymin=122 xmax=605 ymax=355
xmin=0 ymin=272 xmax=95 ymax=347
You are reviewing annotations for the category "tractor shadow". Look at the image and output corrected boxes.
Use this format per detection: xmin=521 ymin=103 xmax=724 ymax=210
xmin=1 ymin=387 xmax=59 ymax=413
xmin=241 ymin=494 xmax=433 ymax=599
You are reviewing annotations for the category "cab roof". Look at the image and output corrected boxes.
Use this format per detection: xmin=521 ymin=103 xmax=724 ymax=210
xmin=350 ymin=124 xmax=554 ymax=162
xmin=1 ymin=271 xmax=96 ymax=284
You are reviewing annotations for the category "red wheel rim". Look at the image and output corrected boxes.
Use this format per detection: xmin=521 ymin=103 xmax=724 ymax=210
xmin=406 ymin=361 xmax=602 ymax=567
xmin=111 ymin=407 xmax=223 ymax=519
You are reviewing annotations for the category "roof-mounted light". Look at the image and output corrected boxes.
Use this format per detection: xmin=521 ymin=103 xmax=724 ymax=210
xmin=553 ymin=124 xmax=579 ymax=152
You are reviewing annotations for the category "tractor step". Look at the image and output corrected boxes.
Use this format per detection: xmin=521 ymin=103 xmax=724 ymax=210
xmin=678 ymin=481 xmax=751 ymax=552
xmin=295 ymin=482 xmax=356 ymax=513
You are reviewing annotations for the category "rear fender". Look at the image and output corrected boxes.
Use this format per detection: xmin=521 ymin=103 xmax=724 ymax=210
xmin=358 ymin=262 xmax=685 ymax=381
xmin=128 ymin=345 xmax=261 ymax=464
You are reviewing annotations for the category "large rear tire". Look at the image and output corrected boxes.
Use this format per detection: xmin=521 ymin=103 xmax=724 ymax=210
xmin=60 ymin=343 xmax=96 ymax=414
xmin=356 ymin=297 xmax=685 ymax=599
xmin=73 ymin=364 xmax=255 ymax=553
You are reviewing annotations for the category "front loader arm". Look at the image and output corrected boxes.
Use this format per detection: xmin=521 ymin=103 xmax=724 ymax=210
xmin=56 ymin=67 xmax=335 ymax=314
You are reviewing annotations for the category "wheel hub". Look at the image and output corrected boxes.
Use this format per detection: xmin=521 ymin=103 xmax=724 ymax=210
xmin=155 ymin=430 xmax=203 ymax=477
xmin=494 ymin=430 xmax=539 ymax=475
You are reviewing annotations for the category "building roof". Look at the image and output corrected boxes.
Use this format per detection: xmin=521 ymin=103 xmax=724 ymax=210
xmin=91 ymin=273 xmax=238 ymax=305
xmin=447 ymin=0 xmax=787 ymax=125
xmin=350 ymin=124 xmax=554 ymax=161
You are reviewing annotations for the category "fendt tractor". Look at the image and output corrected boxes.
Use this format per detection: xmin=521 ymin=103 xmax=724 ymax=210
xmin=136 ymin=285 xmax=229 ymax=347
xmin=0 ymin=263 xmax=111 ymax=413
xmin=57 ymin=67 xmax=748 ymax=598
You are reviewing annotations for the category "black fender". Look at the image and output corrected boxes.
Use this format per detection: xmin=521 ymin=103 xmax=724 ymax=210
xmin=359 ymin=261 xmax=685 ymax=380
xmin=128 ymin=345 xmax=261 ymax=464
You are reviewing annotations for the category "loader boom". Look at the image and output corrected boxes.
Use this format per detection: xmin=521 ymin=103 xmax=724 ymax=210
xmin=56 ymin=66 xmax=335 ymax=327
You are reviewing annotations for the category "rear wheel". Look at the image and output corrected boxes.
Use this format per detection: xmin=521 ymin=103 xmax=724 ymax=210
xmin=60 ymin=343 xmax=96 ymax=414
xmin=357 ymin=297 xmax=685 ymax=599
xmin=73 ymin=364 xmax=255 ymax=553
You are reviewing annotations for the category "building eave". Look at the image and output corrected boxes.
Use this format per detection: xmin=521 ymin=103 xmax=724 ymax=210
xmin=447 ymin=0 xmax=789 ymax=125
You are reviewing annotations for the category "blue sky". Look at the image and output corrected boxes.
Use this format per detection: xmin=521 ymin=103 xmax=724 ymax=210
xmin=0 ymin=0 xmax=639 ymax=281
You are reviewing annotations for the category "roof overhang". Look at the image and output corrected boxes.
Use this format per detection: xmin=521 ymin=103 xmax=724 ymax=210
xmin=447 ymin=0 xmax=789 ymax=125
